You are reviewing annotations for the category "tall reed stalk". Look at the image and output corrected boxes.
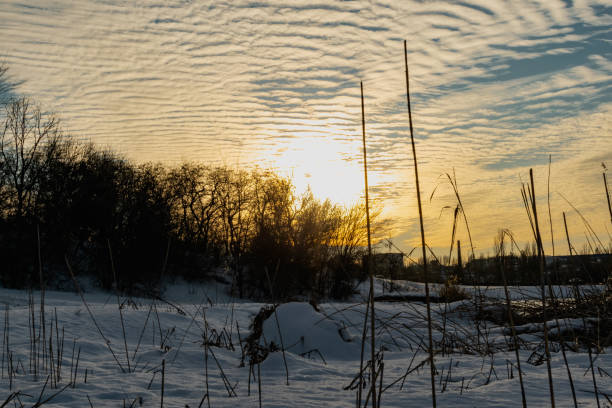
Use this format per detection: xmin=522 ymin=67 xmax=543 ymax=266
xmin=264 ymin=263 xmax=289 ymax=386
xmin=404 ymin=40 xmax=436 ymax=408
xmin=527 ymin=168 xmax=556 ymax=408
xmin=562 ymin=213 xmax=601 ymax=408
xmin=546 ymin=158 xmax=577 ymax=407
xmin=563 ymin=212 xmax=573 ymax=255
xmin=37 ymin=225 xmax=47 ymax=373
xmin=65 ymin=256 xmax=126 ymax=373
xmin=161 ymin=359 xmax=165 ymax=408
xmin=603 ymin=168 xmax=611 ymax=224
xmin=357 ymin=289 xmax=371 ymax=407
xmin=498 ymin=230 xmax=527 ymax=407
xmin=359 ymin=81 xmax=377 ymax=408
xmin=108 ymin=241 xmax=131 ymax=373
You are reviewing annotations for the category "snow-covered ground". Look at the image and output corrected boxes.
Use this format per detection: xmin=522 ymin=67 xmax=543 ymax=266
xmin=0 ymin=278 xmax=609 ymax=407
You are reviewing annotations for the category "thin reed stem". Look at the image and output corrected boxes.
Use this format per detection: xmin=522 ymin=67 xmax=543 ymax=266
xmin=161 ymin=359 xmax=165 ymax=408
xmin=108 ymin=240 xmax=131 ymax=373
xmin=404 ymin=39 xmax=436 ymax=408
xmin=264 ymin=264 xmax=289 ymax=386
xmin=498 ymin=232 xmax=527 ymax=408
xmin=529 ymin=168 xmax=556 ymax=408
xmin=357 ymin=292 xmax=370 ymax=408
xmin=65 ymin=256 xmax=126 ymax=373
xmin=547 ymin=158 xmax=577 ymax=406
xmin=603 ymin=170 xmax=611 ymax=224
xmin=37 ymin=225 xmax=47 ymax=374
xmin=360 ymin=81 xmax=377 ymax=408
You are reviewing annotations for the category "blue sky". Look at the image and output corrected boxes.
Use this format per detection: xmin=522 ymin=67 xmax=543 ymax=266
xmin=0 ymin=0 xmax=610 ymax=256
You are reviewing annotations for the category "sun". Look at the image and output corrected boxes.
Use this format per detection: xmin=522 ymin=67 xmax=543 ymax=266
xmin=259 ymin=129 xmax=365 ymax=207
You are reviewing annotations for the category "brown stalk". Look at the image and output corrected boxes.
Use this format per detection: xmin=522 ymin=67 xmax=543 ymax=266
xmin=357 ymin=292 xmax=371 ymax=407
xmin=108 ymin=240 xmax=131 ymax=373
xmin=65 ymin=256 xmax=126 ymax=373
xmin=257 ymin=362 xmax=262 ymax=408
xmin=204 ymin=311 xmax=211 ymax=408
xmin=498 ymin=230 xmax=527 ymax=407
xmin=132 ymin=301 xmax=154 ymax=362
xmin=546 ymin=158 xmax=577 ymax=407
xmin=264 ymin=263 xmax=289 ymax=386
xmin=558 ymin=192 xmax=605 ymax=252
xmin=2 ymin=305 xmax=7 ymax=381
xmin=528 ymin=168 xmax=556 ymax=408
xmin=563 ymin=212 xmax=573 ymax=255
xmin=37 ymin=225 xmax=47 ymax=374
xmin=562 ymin=214 xmax=601 ymax=408
xmin=404 ymin=40 xmax=436 ymax=407
xmin=603 ymin=167 xmax=611 ymax=224
xmin=360 ymin=81 xmax=377 ymax=408
xmin=72 ymin=346 xmax=81 ymax=388
xmin=160 ymin=359 xmax=165 ymax=408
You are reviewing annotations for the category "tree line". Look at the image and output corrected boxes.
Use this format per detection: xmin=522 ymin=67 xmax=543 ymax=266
xmin=0 ymin=93 xmax=383 ymax=299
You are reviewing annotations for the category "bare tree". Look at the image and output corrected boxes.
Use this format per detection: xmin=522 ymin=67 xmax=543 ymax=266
xmin=0 ymin=97 xmax=60 ymax=218
xmin=167 ymin=163 xmax=221 ymax=251
xmin=0 ymin=64 xmax=9 ymax=103
xmin=215 ymin=167 xmax=255 ymax=297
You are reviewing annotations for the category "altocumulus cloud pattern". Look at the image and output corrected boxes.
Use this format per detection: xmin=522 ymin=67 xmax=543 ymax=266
xmin=0 ymin=0 xmax=610 ymax=251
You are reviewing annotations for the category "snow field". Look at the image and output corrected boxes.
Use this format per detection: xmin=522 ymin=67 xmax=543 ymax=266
xmin=0 ymin=280 xmax=609 ymax=407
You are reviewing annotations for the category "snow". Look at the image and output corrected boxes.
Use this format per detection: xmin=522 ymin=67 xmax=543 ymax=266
xmin=261 ymin=302 xmax=364 ymax=361
xmin=0 ymin=278 xmax=609 ymax=407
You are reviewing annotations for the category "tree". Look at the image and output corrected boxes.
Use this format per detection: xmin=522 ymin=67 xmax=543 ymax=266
xmin=0 ymin=63 xmax=15 ymax=105
xmin=213 ymin=167 xmax=254 ymax=297
xmin=0 ymin=97 xmax=60 ymax=219
xmin=167 ymin=164 xmax=219 ymax=250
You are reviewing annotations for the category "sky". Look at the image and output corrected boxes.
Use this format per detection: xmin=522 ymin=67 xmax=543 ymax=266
xmin=0 ymin=0 xmax=610 ymax=258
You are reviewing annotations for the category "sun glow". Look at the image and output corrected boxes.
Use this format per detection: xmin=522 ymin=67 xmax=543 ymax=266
xmin=259 ymin=129 xmax=366 ymax=207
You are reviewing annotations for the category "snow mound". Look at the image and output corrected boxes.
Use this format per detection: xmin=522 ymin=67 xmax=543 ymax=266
xmin=261 ymin=302 xmax=363 ymax=362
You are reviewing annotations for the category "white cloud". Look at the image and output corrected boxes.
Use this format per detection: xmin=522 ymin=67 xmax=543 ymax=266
xmin=0 ymin=0 xmax=609 ymax=253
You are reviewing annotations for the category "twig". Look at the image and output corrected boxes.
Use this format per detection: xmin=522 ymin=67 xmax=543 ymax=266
xmin=65 ymin=256 xmax=126 ymax=373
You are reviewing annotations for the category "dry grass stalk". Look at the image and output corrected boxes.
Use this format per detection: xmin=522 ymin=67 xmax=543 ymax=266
xmin=65 ymin=256 xmax=126 ymax=373
xmin=72 ymin=346 xmax=81 ymax=388
xmin=48 ymin=321 xmax=55 ymax=388
xmin=28 ymin=290 xmax=33 ymax=377
xmin=404 ymin=40 xmax=436 ymax=408
xmin=37 ymin=225 xmax=47 ymax=375
xmin=204 ymin=316 xmax=211 ymax=408
xmin=559 ymin=193 xmax=606 ymax=253
xmin=264 ymin=264 xmax=290 ymax=386
xmin=563 ymin=212 xmax=574 ymax=255
xmin=546 ymin=158 xmax=578 ymax=407
xmin=208 ymin=346 xmax=237 ymax=397
xmin=603 ymin=165 xmax=611 ymax=224
xmin=498 ymin=230 xmax=527 ymax=407
xmin=357 ymin=293 xmax=371 ymax=407
xmin=257 ymin=361 xmax=262 ymax=408
xmin=54 ymin=309 xmax=64 ymax=383
xmin=1 ymin=391 xmax=22 ymax=408
xmin=527 ymin=168 xmax=556 ymax=408
xmin=160 ymin=359 xmax=165 ymax=408
xmin=108 ymin=241 xmax=131 ymax=373
xmin=563 ymin=216 xmax=602 ymax=407
xmin=377 ymin=358 xmax=384 ymax=407
xmin=359 ymin=80 xmax=377 ymax=408
xmin=1 ymin=305 xmax=6 ymax=380
xmin=28 ymin=290 xmax=36 ymax=379
xmin=132 ymin=300 xmax=154 ymax=362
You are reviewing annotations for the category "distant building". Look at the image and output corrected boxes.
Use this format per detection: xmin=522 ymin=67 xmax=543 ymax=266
xmin=463 ymin=253 xmax=611 ymax=285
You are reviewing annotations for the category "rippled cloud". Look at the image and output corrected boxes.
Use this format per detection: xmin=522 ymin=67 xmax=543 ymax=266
xmin=0 ymin=0 xmax=610 ymax=254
